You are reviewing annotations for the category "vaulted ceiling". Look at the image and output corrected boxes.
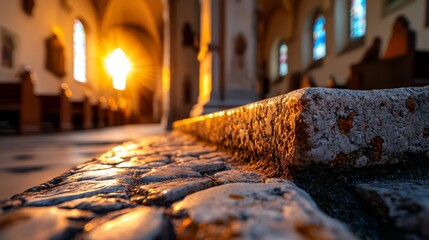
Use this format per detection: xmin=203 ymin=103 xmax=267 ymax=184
xmin=90 ymin=0 xmax=164 ymax=92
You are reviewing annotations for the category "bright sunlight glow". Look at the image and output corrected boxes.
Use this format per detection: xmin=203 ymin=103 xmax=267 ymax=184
xmin=106 ymin=48 xmax=131 ymax=90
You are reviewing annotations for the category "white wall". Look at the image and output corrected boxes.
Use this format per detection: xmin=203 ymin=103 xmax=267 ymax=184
xmin=264 ymin=0 xmax=429 ymax=89
xmin=0 ymin=0 xmax=100 ymax=101
xmin=264 ymin=9 xmax=289 ymax=82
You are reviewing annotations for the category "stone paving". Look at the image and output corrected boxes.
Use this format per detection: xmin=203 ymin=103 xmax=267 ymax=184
xmin=1 ymin=130 xmax=428 ymax=239
xmin=0 ymin=132 xmax=360 ymax=240
xmin=0 ymin=124 xmax=164 ymax=199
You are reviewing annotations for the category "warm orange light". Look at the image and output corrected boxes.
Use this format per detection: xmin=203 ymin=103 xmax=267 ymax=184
xmin=200 ymin=73 xmax=212 ymax=102
xmin=162 ymin=67 xmax=170 ymax=92
xmin=51 ymin=26 xmax=63 ymax=40
xmin=106 ymin=48 xmax=131 ymax=90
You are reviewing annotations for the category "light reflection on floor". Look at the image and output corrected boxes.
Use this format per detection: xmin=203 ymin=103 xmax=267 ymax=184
xmin=0 ymin=124 xmax=165 ymax=199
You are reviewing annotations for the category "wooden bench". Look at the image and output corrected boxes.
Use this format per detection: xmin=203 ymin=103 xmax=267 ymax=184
xmin=98 ymin=105 xmax=113 ymax=127
xmin=39 ymin=87 xmax=72 ymax=132
xmin=106 ymin=98 xmax=126 ymax=127
xmin=107 ymin=107 xmax=116 ymax=127
xmin=0 ymin=72 xmax=40 ymax=134
xmin=352 ymin=51 xmax=429 ymax=89
xmin=114 ymin=109 xmax=126 ymax=126
xmin=91 ymin=103 xmax=104 ymax=128
xmin=71 ymin=96 xmax=93 ymax=130
xmin=348 ymin=16 xmax=429 ymax=89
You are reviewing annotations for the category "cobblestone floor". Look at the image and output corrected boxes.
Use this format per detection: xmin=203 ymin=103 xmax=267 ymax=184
xmin=1 ymin=130 xmax=429 ymax=239
xmin=0 ymin=132 xmax=357 ymax=239
xmin=0 ymin=124 xmax=164 ymax=199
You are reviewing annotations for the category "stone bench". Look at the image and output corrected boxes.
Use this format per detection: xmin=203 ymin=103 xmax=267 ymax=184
xmin=174 ymin=87 xmax=429 ymax=174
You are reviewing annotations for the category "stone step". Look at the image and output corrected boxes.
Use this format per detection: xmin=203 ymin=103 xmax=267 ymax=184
xmin=174 ymin=87 xmax=429 ymax=173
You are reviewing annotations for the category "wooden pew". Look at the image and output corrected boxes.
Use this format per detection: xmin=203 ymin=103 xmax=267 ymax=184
xmin=114 ymin=109 xmax=126 ymax=126
xmin=352 ymin=51 xmax=429 ymax=89
xmin=39 ymin=86 xmax=72 ymax=132
xmin=107 ymin=107 xmax=115 ymax=127
xmin=91 ymin=103 xmax=103 ymax=128
xmin=0 ymin=72 xmax=40 ymax=134
xmin=348 ymin=16 xmax=429 ymax=89
xmin=71 ymin=96 xmax=93 ymax=130
xmin=107 ymin=97 xmax=119 ymax=127
xmin=114 ymin=97 xmax=128 ymax=126
xmin=98 ymin=104 xmax=111 ymax=127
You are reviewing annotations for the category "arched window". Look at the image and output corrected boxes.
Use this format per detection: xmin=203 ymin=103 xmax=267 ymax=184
xmin=313 ymin=15 xmax=326 ymax=60
xmin=73 ymin=19 xmax=86 ymax=83
xmin=278 ymin=41 xmax=288 ymax=77
xmin=350 ymin=0 xmax=366 ymax=39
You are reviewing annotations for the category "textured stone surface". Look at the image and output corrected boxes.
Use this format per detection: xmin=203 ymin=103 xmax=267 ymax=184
xmin=174 ymin=87 xmax=429 ymax=170
xmin=173 ymin=182 xmax=358 ymax=239
xmin=58 ymin=196 xmax=137 ymax=213
xmin=0 ymin=207 xmax=94 ymax=240
xmin=213 ymin=170 xmax=264 ymax=183
xmin=1 ymin=133 xmax=264 ymax=239
xmin=133 ymin=178 xmax=215 ymax=205
xmin=82 ymin=207 xmax=173 ymax=240
xmin=356 ymin=181 xmax=429 ymax=239
xmin=177 ymin=158 xmax=226 ymax=173
xmin=139 ymin=165 xmax=202 ymax=184
xmin=21 ymin=180 xmax=128 ymax=206
xmin=64 ymin=168 xmax=130 ymax=183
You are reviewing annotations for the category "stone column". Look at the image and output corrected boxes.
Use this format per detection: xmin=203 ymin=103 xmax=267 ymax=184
xmin=191 ymin=0 xmax=258 ymax=117
xmin=163 ymin=0 xmax=200 ymax=129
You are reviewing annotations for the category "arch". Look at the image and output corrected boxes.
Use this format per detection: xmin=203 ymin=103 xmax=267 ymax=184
xmin=313 ymin=14 xmax=326 ymax=60
xmin=73 ymin=18 xmax=86 ymax=83
xmin=102 ymin=0 xmax=162 ymax=51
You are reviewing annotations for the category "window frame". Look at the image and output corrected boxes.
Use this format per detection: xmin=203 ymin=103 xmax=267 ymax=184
xmin=312 ymin=14 xmax=327 ymax=61
xmin=349 ymin=0 xmax=366 ymax=39
xmin=339 ymin=0 xmax=366 ymax=55
xmin=73 ymin=18 xmax=87 ymax=84
xmin=307 ymin=11 xmax=326 ymax=70
xmin=278 ymin=40 xmax=288 ymax=78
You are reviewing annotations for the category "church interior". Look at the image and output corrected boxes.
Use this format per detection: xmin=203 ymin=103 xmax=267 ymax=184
xmin=0 ymin=0 xmax=428 ymax=134
xmin=1 ymin=1 xmax=429 ymax=238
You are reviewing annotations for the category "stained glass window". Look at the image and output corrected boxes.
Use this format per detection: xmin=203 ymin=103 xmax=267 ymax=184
xmin=279 ymin=42 xmax=288 ymax=77
xmin=313 ymin=15 xmax=326 ymax=60
xmin=350 ymin=0 xmax=366 ymax=38
xmin=74 ymin=19 xmax=86 ymax=83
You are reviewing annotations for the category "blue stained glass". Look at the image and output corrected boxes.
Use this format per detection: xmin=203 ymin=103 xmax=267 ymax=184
xmin=313 ymin=15 xmax=326 ymax=60
xmin=350 ymin=0 xmax=366 ymax=38
xmin=74 ymin=19 xmax=86 ymax=83
xmin=279 ymin=42 xmax=288 ymax=76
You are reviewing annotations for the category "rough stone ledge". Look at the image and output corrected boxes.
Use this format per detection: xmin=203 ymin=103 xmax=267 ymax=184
xmin=174 ymin=87 xmax=429 ymax=172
